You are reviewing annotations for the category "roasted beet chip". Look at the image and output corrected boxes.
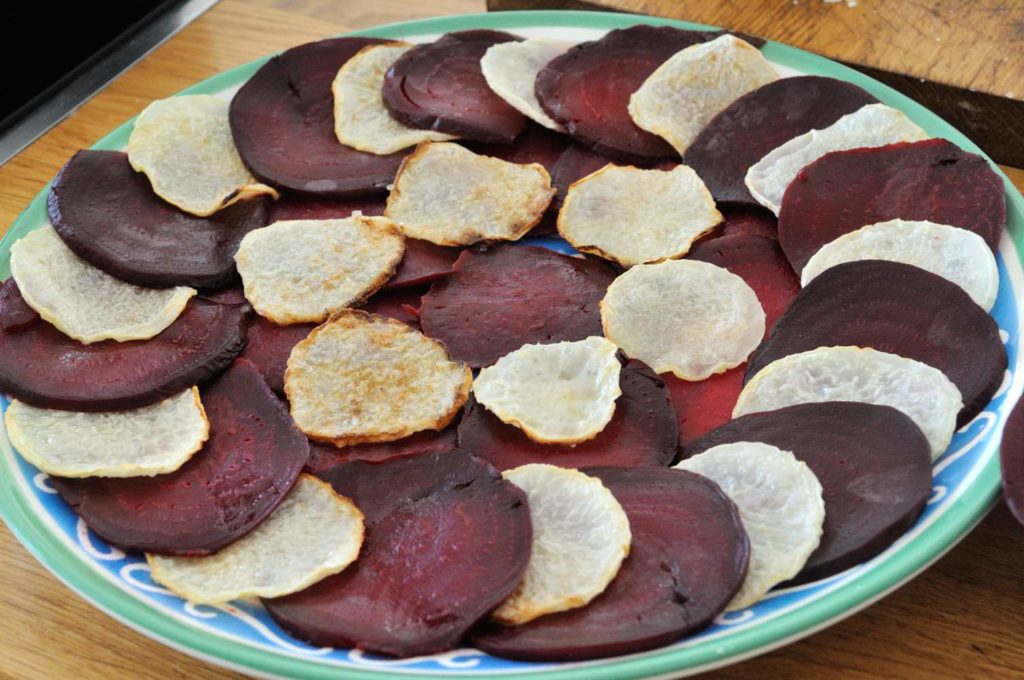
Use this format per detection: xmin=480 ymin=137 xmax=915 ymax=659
xmin=267 ymin=194 xmax=386 ymax=223
xmin=238 ymin=316 xmax=315 ymax=396
xmin=665 ymin=364 xmax=746 ymax=448
xmin=358 ymin=285 xmax=427 ymax=329
xmin=304 ymin=428 xmax=458 ymax=474
xmin=463 ymin=122 xmax=568 ymax=172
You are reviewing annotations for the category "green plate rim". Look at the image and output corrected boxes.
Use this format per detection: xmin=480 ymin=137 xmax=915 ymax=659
xmin=0 ymin=9 xmax=1018 ymax=679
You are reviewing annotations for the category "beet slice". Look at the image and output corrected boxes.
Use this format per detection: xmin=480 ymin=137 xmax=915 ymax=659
xmin=387 ymin=241 xmax=460 ymax=290
xmin=665 ymin=364 xmax=746 ymax=447
xmin=0 ymin=279 xmax=249 ymax=411
xmin=382 ymin=30 xmax=526 ymax=144
xmin=267 ymin=194 xmax=385 ymax=223
xmin=1001 ymin=398 xmax=1024 ymax=528
xmin=47 ymin=150 xmax=268 ymax=289
xmin=264 ymin=449 xmax=531 ymax=657
xmin=50 ymin=359 xmax=308 ymax=555
xmin=0 ymin=279 xmax=38 ymax=332
xmin=472 ymin=466 xmax=748 ymax=661
xmin=230 ymin=37 xmax=405 ymax=197
xmin=358 ymin=286 xmax=425 ymax=329
xmin=419 ymin=244 xmax=616 ymax=367
xmin=687 ymin=233 xmax=799 ymax=331
xmin=238 ymin=316 xmax=314 ymax=396
xmin=458 ymin=360 xmax=677 ymax=470
xmin=778 ymin=139 xmax=1007 ymax=273
xmin=305 ymin=428 xmax=458 ymax=475
xmin=535 ymin=25 xmax=716 ymax=163
xmin=464 ymin=123 xmax=568 ymax=173
xmin=682 ymin=401 xmax=932 ymax=582
xmin=683 ymin=76 xmax=878 ymax=206
xmin=745 ymin=260 xmax=1007 ymax=425
xmin=715 ymin=206 xmax=778 ymax=240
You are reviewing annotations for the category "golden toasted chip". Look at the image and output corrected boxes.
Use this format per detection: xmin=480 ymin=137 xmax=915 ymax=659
xmin=127 ymin=94 xmax=278 ymax=216
xmin=558 ymin=164 xmax=722 ymax=266
xmin=234 ymin=216 xmax=404 ymax=325
xmin=735 ymin=346 xmax=962 ymax=458
xmin=494 ymin=464 xmax=631 ymax=625
xmin=473 ymin=337 xmax=622 ymax=444
xmin=333 ymin=42 xmax=458 ymax=155
xmin=802 ymin=219 xmax=999 ymax=311
xmin=5 ymin=388 xmax=208 ymax=478
xmin=675 ymin=442 xmax=824 ymax=610
xmin=385 ymin=142 xmax=555 ymax=246
xmin=10 ymin=225 xmax=196 ymax=344
xmin=745 ymin=103 xmax=927 ymax=214
xmin=628 ymin=34 xmax=778 ymax=155
xmin=285 ymin=310 xmax=472 ymax=446
xmin=600 ymin=259 xmax=765 ymax=380
xmin=147 ymin=475 xmax=363 ymax=603
xmin=481 ymin=38 xmax=573 ymax=132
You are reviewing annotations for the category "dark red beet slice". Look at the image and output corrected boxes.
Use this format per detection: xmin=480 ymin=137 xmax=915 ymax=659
xmin=382 ymin=30 xmax=525 ymax=144
xmin=267 ymin=194 xmax=385 ymax=223
xmin=47 ymin=150 xmax=268 ymax=289
xmin=472 ymin=466 xmax=748 ymax=661
xmin=549 ymin=144 xmax=678 ymax=213
xmin=0 ymin=279 xmax=249 ymax=411
xmin=683 ymin=76 xmax=878 ymax=206
xmin=1001 ymin=398 xmax=1024 ymax=528
xmin=50 ymin=359 xmax=308 ymax=556
xmin=778 ymin=139 xmax=1007 ymax=272
xmin=682 ymin=401 xmax=932 ymax=582
xmin=457 ymin=360 xmax=677 ymax=470
xmin=715 ymin=206 xmax=778 ymax=240
xmin=230 ymin=37 xmax=405 ymax=197
xmin=745 ymin=260 xmax=1007 ymax=426
xmin=264 ymin=449 xmax=531 ymax=657
xmin=419 ymin=244 xmax=616 ymax=367
xmin=305 ymin=428 xmax=458 ymax=475
xmin=238 ymin=316 xmax=314 ymax=396
xmin=665 ymin=364 xmax=746 ymax=447
xmin=386 ymin=241 xmax=460 ymax=291
xmin=358 ymin=286 xmax=425 ymax=329
xmin=687 ymin=233 xmax=799 ymax=331
xmin=465 ymin=123 xmax=568 ymax=173
xmin=0 ymin=279 xmax=38 ymax=332
xmin=534 ymin=26 xmax=712 ymax=163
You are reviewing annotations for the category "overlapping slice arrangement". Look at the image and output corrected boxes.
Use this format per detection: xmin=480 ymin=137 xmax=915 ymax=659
xmin=2 ymin=21 xmax=1016 ymax=664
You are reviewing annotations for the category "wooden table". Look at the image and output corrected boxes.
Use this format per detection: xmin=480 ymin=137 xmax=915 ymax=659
xmin=1 ymin=1 xmax=1022 ymax=677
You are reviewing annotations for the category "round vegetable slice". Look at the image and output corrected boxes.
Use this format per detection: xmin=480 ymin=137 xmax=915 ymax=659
xmin=746 ymin=260 xmax=1006 ymax=426
xmin=11 ymin=225 xmax=196 ymax=344
xmin=778 ymin=139 xmax=1007 ymax=272
xmin=665 ymin=364 xmax=746 ymax=447
xmin=675 ymin=442 xmax=824 ymax=609
xmin=5 ymin=388 xmax=208 ymax=478
xmin=601 ymin=259 xmax=765 ymax=380
xmin=382 ymin=30 xmax=526 ymax=144
xmin=682 ymin=401 xmax=933 ymax=582
xmin=264 ymin=449 xmax=531 ymax=657
xmin=715 ymin=206 xmax=778 ymax=240
xmin=48 ymin=150 xmax=269 ymax=289
xmin=480 ymin=37 xmax=572 ymax=132
xmin=147 ymin=475 xmax=363 ymax=603
xmin=472 ymin=466 xmax=749 ymax=661
xmin=420 ymin=244 xmax=616 ymax=367
xmin=304 ymin=427 xmax=457 ymax=474
xmin=386 ymin=241 xmax=460 ymax=290
xmin=463 ymin=122 xmax=568 ymax=173
xmin=1001 ymin=398 xmax=1024 ymax=528
xmin=50 ymin=359 xmax=308 ymax=555
xmin=234 ymin=217 xmax=404 ymax=324
xmin=682 ymin=76 xmax=878 ymax=206
xmin=128 ymin=95 xmax=278 ymax=216
xmin=229 ymin=36 xmax=405 ymax=197
xmin=494 ymin=464 xmax=630 ymax=625
xmin=737 ymin=346 xmax=962 ymax=458
xmin=558 ymin=164 xmax=722 ymax=266
xmin=285 ymin=310 xmax=471 ymax=446
xmin=238 ymin=316 xmax=315 ymax=396
xmin=745 ymin=103 xmax=927 ymax=214
xmin=267 ymin=194 xmax=385 ymax=222
xmin=473 ymin=337 xmax=622 ymax=445
xmin=0 ymin=280 xmax=249 ymax=412
xmin=458 ymin=359 xmax=677 ymax=470
xmin=357 ymin=286 xmax=425 ymax=329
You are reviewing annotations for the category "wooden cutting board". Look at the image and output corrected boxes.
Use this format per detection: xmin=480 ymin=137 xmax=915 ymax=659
xmin=488 ymin=0 xmax=1024 ymax=167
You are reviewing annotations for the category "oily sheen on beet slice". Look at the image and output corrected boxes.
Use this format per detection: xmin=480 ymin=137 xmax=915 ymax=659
xmin=457 ymin=360 xmax=677 ymax=470
xmin=48 ymin=150 xmax=268 ymax=289
xmin=1001 ymin=399 xmax=1024 ymax=528
xmin=473 ymin=466 xmax=749 ymax=661
xmin=305 ymin=428 xmax=458 ymax=475
xmin=682 ymin=76 xmax=878 ymax=206
xmin=682 ymin=401 xmax=932 ymax=582
xmin=778 ymin=139 xmax=1007 ymax=272
xmin=230 ymin=37 xmax=405 ymax=197
xmin=50 ymin=359 xmax=308 ymax=556
xmin=420 ymin=244 xmax=616 ymax=367
xmin=745 ymin=260 xmax=1006 ymax=425
xmin=0 ymin=279 xmax=248 ymax=411
xmin=534 ymin=25 xmax=712 ymax=163
xmin=665 ymin=365 xmax=746 ymax=447
xmin=382 ymin=30 xmax=526 ymax=144
xmin=264 ymin=449 xmax=531 ymax=657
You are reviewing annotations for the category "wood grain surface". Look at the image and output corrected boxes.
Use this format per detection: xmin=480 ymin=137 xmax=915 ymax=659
xmin=1 ymin=1 xmax=1022 ymax=678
